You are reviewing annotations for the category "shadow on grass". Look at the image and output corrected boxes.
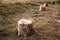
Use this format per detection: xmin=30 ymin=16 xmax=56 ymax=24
xmin=0 ymin=29 xmax=9 ymax=37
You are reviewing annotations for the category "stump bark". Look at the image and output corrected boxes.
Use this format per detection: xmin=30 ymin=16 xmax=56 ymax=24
xmin=17 ymin=19 xmax=36 ymax=37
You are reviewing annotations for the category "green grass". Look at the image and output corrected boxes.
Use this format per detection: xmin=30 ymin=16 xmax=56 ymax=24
xmin=0 ymin=1 xmax=60 ymax=40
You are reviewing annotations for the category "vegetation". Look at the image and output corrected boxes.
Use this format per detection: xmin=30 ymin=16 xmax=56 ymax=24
xmin=0 ymin=0 xmax=60 ymax=40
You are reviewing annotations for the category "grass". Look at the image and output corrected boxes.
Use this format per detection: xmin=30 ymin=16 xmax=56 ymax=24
xmin=0 ymin=0 xmax=60 ymax=40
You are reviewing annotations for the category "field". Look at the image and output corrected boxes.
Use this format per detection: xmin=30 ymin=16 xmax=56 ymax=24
xmin=0 ymin=0 xmax=60 ymax=40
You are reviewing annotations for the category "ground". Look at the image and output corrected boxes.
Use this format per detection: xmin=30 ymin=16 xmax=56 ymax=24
xmin=0 ymin=0 xmax=60 ymax=40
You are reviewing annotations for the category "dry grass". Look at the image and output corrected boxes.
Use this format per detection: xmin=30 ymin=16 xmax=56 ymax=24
xmin=0 ymin=0 xmax=60 ymax=40
xmin=1 ymin=0 xmax=56 ymax=4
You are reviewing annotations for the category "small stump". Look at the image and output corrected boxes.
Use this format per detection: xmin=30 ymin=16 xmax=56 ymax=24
xmin=17 ymin=19 xmax=35 ymax=37
xmin=39 ymin=3 xmax=48 ymax=11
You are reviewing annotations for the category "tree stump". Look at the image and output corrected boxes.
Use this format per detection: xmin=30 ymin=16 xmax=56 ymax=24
xmin=39 ymin=3 xmax=48 ymax=11
xmin=17 ymin=19 xmax=35 ymax=37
